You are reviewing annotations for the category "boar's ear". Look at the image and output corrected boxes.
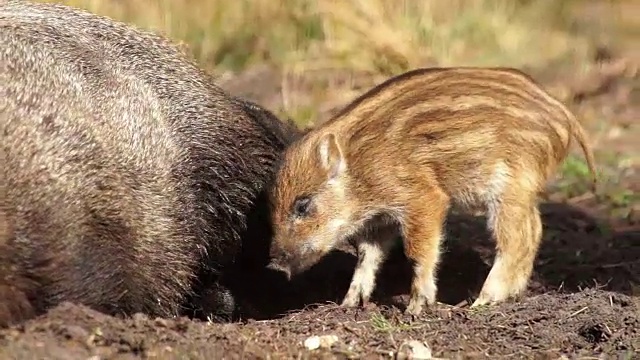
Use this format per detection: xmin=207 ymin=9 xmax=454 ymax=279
xmin=317 ymin=133 xmax=345 ymax=180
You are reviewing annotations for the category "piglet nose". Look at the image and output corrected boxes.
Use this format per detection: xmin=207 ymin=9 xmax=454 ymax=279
xmin=269 ymin=245 xmax=289 ymax=260
xmin=266 ymin=249 xmax=292 ymax=281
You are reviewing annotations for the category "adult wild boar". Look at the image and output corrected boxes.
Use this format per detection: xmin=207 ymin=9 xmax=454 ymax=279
xmin=0 ymin=0 xmax=294 ymax=326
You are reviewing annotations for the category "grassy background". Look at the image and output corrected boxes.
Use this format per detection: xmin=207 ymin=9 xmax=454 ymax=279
xmin=33 ymin=0 xmax=638 ymax=206
xmin=37 ymin=0 xmax=594 ymax=74
xmin=35 ymin=0 xmax=615 ymax=127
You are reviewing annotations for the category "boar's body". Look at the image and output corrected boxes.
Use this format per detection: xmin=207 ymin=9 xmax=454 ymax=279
xmin=0 ymin=0 xmax=289 ymax=326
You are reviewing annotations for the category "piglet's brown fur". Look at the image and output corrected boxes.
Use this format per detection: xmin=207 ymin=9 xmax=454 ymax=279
xmin=267 ymin=67 xmax=597 ymax=315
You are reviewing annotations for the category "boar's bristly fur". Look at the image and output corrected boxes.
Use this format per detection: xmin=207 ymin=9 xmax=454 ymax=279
xmin=186 ymin=96 xmax=302 ymax=321
xmin=0 ymin=0 xmax=290 ymax=327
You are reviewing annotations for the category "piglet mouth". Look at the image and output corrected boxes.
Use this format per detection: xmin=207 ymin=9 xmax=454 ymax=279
xmin=266 ymin=258 xmax=293 ymax=281
xmin=266 ymin=252 xmax=322 ymax=281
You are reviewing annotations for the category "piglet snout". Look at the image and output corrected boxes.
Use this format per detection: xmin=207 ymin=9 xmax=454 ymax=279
xmin=266 ymin=247 xmax=293 ymax=280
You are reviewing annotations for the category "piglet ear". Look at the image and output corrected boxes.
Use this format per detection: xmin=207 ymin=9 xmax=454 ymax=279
xmin=317 ymin=133 xmax=346 ymax=180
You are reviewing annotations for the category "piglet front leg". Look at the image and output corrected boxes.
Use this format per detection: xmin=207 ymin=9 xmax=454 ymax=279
xmin=403 ymin=188 xmax=450 ymax=315
xmin=342 ymin=228 xmax=398 ymax=307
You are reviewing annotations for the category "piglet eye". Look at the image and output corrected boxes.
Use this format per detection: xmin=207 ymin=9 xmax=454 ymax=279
xmin=292 ymin=195 xmax=313 ymax=218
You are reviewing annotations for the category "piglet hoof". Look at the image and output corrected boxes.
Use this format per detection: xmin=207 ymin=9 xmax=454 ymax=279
xmin=470 ymin=298 xmax=486 ymax=308
xmin=340 ymin=294 xmax=361 ymax=308
xmin=470 ymin=295 xmax=497 ymax=309
xmin=404 ymin=299 xmax=424 ymax=317
xmin=470 ymin=289 xmax=498 ymax=308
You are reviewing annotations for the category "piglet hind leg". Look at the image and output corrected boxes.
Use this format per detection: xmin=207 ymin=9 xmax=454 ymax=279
xmin=472 ymin=195 xmax=543 ymax=307
xmin=403 ymin=189 xmax=450 ymax=315
xmin=341 ymin=228 xmax=397 ymax=308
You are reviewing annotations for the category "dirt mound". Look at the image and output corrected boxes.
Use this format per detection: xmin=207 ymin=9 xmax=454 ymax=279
xmin=0 ymin=289 xmax=637 ymax=359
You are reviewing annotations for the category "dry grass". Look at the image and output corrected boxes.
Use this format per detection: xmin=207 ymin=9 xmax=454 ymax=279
xmin=37 ymin=0 xmax=592 ymax=74
xmin=35 ymin=0 xmax=631 ymax=132
xmin=27 ymin=2 xmax=637 ymax=188
xmin=34 ymin=0 xmax=605 ymax=126
xmin=36 ymin=0 xmax=605 ymax=127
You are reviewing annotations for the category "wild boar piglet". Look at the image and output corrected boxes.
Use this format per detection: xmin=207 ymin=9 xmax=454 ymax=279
xmin=266 ymin=67 xmax=597 ymax=315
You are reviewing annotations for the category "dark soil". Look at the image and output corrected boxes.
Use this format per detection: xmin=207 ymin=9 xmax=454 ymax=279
xmin=1 ymin=3 xmax=639 ymax=358
xmin=1 ymin=200 xmax=638 ymax=359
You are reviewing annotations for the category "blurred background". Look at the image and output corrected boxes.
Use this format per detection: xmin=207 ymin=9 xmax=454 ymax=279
xmin=36 ymin=0 xmax=639 ymax=216
xmin=35 ymin=0 xmax=636 ymax=124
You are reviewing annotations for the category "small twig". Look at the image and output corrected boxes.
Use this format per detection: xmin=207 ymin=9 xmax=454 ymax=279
xmin=342 ymin=324 xmax=359 ymax=335
xmin=374 ymin=349 xmax=395 ymax=356
xmin=388 ymin=331 xmax=397 ymax=349
xmin=280 ymin=67 xmax=292 ymax=114
xmin=568 ymin=307 xmax=589 ymax=318
xmin=557 ymin=281 xmax=565 ymax=292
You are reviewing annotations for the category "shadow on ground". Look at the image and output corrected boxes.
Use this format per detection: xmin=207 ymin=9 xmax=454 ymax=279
xmin=227 ymin=200 xmax=640 ymax=321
